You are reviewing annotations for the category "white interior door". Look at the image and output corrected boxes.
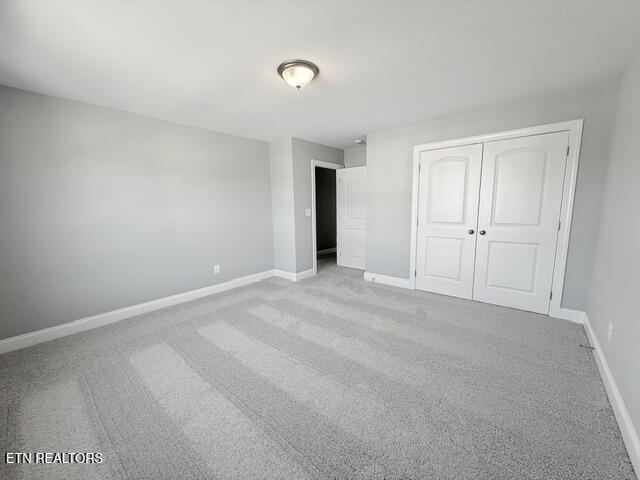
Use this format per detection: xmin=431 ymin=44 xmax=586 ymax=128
xmin=473 ymin=131 xmax=569 ymax=314
xmin=415 ymin=144 xmax=483 ymax=298
xmin=337 ymin=166 xmax=366 ymax=270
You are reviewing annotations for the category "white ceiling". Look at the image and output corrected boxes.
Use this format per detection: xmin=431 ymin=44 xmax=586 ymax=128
xmin=1 ymin=1 xmax=639 ymax=148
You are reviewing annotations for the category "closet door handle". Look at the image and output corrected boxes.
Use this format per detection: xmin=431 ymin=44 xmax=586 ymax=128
xmin=468 ymin=229 xmax=475 ymax=235
xmin=479 ymin=230 xmax=486 ymax=235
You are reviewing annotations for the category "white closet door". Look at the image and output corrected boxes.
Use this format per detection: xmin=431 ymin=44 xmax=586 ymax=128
xmin=415 ymin=144 xmax=483 ymax=298
xmin=337 ymin=167 xmax=366 ymax=270
xmin=473 ymin=131 xmax=569 ymax=314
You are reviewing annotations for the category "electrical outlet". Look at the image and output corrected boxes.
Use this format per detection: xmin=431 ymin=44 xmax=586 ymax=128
xmin=607 ymin=321 xmax=613 ymax=342
xmin=214 ymin=265 xmax=221 ymax=274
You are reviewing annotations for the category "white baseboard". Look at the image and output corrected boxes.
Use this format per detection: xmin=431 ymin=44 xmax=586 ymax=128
xmin=554 ymin=307 xmax=586 ymax=324
xmin=363 ymin=271 xmax=413 ymax=289
xmin=273 ymin=270 xmax=297 ymax=281
xmin=273 ymin=268 xmax=317 ymax=282
xmin=295 ymin=268 xmax=317 ymax=281
xmin=317 ymin=247 xmax=336 ymax=255
xmin=583 ymin=313 xmax=640 ymax=474
xmin=0 ymin=269 xmax=275 ymax=355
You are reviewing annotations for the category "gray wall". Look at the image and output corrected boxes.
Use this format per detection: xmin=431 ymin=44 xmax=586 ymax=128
xmin=315 ymin=168 xmax=336 ymax=251
xmin=587 ymin=48 xmax=640 ymax=436
xmin=292 ymin=138 xmax=343 ymax=272
xmin=269 ymin=137 xmax=296 ymax=272
xmin=0 ymin=85 xmax=274 ymax=340
xmin=366 ymin=79 xmax=619 ymax=309
xmin=344 ymin=145 xmax=366 ymax=167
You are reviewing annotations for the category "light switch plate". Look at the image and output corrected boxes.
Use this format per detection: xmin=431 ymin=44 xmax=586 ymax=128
xmin=305 ymin=208 xmax=312 ymax=217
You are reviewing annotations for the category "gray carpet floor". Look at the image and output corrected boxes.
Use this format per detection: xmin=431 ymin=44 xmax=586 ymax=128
xmin=0 ymin=254 xmax=636 ymax=479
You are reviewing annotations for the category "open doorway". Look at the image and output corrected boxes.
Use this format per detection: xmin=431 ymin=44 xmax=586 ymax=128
xmin=311 ymin=160 xmax=341 ymax=274
xmin=315 ymin=166 xmax=337 ymax=271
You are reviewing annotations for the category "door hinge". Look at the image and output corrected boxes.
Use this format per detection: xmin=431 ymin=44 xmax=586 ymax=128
xmin=558 ymin=221 xmax=561 ymax=231
xmin=566 ymin=146 xmax=570 ymax=157
xmin=418 ymin=164 xmax=421 ymax=172
xmin=416 ymin=218 xmax=419 ymax=226
xmin=550 ymin=291 xmax=553 ymax=300
xmin=415 ymin=270 xmax=417 ymax=277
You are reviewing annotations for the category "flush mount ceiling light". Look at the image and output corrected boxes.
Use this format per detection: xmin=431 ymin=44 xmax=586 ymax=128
xmin=277 ymin=60 xmax=319 ymax=90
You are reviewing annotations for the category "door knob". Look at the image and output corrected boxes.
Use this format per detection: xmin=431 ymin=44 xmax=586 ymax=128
xmin=468 ymin=229 xmax=475 ymax=235
xmin=479 ymin=230 xmax=486 ymax=235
